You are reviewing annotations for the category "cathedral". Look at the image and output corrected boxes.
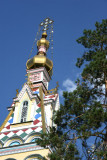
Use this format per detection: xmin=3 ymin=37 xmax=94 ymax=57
xmin=0 ymin=18 xmax=60 ymax=160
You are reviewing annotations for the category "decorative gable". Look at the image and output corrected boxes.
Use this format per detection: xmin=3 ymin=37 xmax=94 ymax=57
xmin=0 ymin=84 xmax=43 ymax=146
xmin=13 ymin=83 xmax=39 ymax=102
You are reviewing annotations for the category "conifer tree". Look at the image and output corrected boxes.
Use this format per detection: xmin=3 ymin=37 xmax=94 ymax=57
xmin=37 ymin=19 xmax=107 ymax=160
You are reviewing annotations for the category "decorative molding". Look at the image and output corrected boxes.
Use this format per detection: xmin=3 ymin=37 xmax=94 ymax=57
xmin=11 ymin=121 xmax=33 ymax=128
xmin=27 ymin=67 xmax=50 ymax=82
xmin=0 ymin=126 xmax=42 ymax=144
xmin=0 ymin=143 xmax=44 ymax=156
xmin=3 ymin=137 xmax=23 ymax=147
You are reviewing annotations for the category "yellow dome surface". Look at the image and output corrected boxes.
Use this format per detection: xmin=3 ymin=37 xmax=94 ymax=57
xmin=26 ymin=55 xmax=53 ymax=76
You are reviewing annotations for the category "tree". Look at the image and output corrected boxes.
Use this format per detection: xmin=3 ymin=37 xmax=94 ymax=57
xmin=37 ymin=19 xmax=107 ymax=160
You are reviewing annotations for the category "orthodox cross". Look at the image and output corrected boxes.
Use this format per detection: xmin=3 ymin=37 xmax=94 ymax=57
xmin=40 ymin=18 xmax=54 ymax=31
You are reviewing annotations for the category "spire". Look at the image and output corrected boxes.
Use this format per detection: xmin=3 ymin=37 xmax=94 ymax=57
xmin=26 ymin=18 xmax=54 ymax=77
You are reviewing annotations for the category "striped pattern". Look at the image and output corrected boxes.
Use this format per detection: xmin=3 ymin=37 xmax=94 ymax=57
xmin=0 ymin=143 xmax=43 ymax=156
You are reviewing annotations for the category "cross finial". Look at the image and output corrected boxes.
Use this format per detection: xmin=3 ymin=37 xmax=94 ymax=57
xmin=40 ymin=18 xmax=54 ymax=32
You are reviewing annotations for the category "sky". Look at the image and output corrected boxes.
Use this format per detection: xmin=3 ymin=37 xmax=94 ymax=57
xmin=0 ymin=0 xmax=106 ymax=128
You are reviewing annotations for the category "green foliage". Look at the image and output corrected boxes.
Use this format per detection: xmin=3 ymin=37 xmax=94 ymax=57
xmin=37 ymin=19 xmax=107 ymax=160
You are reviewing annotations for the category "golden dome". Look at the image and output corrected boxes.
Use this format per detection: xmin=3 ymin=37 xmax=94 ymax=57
xmin=26 ymin=32 xmax=53 ymax=77
xmin=26 ymin=55 xmax=53 ymax=76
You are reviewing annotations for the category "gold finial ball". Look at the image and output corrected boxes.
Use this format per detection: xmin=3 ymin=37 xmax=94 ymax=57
xmin=42 ymin=32 xmax=47 ymax=38
xmin=37 ymin=32 xmax=49 ymax=50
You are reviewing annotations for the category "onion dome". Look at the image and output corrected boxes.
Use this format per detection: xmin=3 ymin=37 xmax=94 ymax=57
xmin=37 ymin=32 xmax=49 ymax=51
xmin=26 ymin=32 xmax=53 ymax=77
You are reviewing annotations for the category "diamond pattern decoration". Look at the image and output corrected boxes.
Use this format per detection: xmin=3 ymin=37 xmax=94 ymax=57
xmin=20 ymin=132 xmax=27 ymax=139
xmin=36 ymin=108 xmax=41 ymax=113
xmin=33 ymin=102 xmax=42 ymax=126
xmin=0 ymin=126 xmax=42 ymax=142
xmin=1 ymin=136 xmax=8 ymax=142
xmin=8 ymin=118 xmax=13 ymax=124
xmin=7 ymin=132 xmax=14 ymax=138
xmin=33 ymin=119 xmax=40 ymax=125
xmin=35 ymin=113 xmax=41 ymax=119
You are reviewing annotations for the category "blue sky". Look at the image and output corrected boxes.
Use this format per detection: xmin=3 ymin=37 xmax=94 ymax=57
xmin=0 ymin=0 xmax=106 ymax=127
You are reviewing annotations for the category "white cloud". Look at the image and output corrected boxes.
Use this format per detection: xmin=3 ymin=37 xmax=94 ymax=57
xmin=63 ymin=79 xmax=76 ymax=92
xmin=58 ymin=79 xmax=77 ymax=97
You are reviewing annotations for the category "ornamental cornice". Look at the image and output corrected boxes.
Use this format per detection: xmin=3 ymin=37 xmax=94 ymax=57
xmin=0 ymin=143 xmax=44 ymax=156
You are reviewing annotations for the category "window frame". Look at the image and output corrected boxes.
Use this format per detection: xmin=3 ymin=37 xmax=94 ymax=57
xmin=21 ymin=100 xmax=28 ymax=123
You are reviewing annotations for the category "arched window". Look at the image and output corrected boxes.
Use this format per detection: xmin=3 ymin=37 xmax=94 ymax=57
xmin=9 ymin=141 xmax=20 ymax=146
xmin=21 ymin=101 xmax=28 ymax=122
xmin=25 ymin=154 xmax=43 ymax=160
